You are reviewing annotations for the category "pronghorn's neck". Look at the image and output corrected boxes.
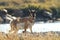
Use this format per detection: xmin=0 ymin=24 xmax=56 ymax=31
xmin=29 ymin=9 xmax=36 ymax=20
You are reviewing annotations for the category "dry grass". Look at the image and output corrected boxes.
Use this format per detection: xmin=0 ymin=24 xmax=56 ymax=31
xmin=0 ymin=32 xmax=60 ymax=40
xmin=0 ymin=0 xmax=59 ymax=9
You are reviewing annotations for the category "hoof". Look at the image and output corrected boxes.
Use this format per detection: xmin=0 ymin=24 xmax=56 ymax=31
xmin=23 ymin=31 xmax=26 ymax=33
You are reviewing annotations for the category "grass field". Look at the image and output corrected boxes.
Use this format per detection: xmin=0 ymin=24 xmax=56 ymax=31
xmin=0 ymin=32 xmax=60 ymax=40
xmin=0 ymin=0 xmax=59 ymax=9
xmin=0 ymin=0 xmax=60 ymax=40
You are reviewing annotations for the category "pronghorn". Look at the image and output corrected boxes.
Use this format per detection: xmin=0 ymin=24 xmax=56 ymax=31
xmin=9 ymin=9 xmax=36 ymax=33
xmin=3 ymin=9 xmax=36 ymax=33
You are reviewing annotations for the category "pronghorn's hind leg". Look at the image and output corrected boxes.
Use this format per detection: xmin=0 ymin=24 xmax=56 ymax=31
xmin=9 ymin=24 xmax=18 ymax=34
xmin=29 ymin=23 xmax=33 ymax=33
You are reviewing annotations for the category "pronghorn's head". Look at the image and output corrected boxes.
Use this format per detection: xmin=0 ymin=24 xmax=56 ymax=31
xmin=29 ymin=9 xmax=36 ymax=20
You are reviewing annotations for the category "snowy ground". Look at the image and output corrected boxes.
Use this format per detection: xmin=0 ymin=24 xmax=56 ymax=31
xmin=0 ymin=22 xmax=60 ymax=33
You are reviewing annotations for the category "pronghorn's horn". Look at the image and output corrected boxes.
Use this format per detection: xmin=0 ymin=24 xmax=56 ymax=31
xmin=29 ymin=9 xmax=31 ymax=13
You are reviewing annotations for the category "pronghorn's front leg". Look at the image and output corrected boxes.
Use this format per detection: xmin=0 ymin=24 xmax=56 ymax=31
xmin=22 ymin=21 xmax=29 ymax=33
xmin=23 ymin=25 xmax=32 ymax=33
xmin=29 ymin=22 xmax=33 ymax=33
xmin=30 ymin=26 xmax=32 ymax=33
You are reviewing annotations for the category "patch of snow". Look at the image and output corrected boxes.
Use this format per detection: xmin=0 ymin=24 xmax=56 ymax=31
xmin=0 ymin=22 xmax=60 ymax=33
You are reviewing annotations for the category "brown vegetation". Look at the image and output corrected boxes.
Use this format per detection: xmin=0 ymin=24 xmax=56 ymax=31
xmin=0 ymin=0 xmax=59 ymax=9
xmin=0 ymin=32 xmax=60 ymax=40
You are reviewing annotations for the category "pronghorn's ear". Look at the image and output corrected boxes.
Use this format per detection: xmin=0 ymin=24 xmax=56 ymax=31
xmin=28 ymin=9 xmax=31 ymax=13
